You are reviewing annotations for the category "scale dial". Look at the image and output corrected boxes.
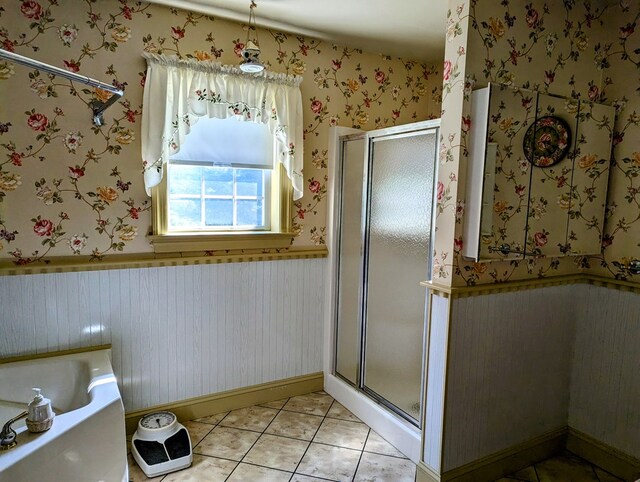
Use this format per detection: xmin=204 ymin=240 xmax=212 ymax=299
xmin=137 ymin=411 xmax=178 ymax=438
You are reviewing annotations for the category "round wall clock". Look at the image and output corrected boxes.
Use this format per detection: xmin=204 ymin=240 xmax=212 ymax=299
xmin=523 ymin=115 xmax=571 ymax=167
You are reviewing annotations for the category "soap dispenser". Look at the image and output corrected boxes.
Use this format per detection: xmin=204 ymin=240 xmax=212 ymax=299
xmin=26 ymin=388 xmax=54 ymax=433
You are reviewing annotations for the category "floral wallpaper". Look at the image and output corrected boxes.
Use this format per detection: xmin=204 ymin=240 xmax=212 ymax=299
xmin=432 ymin=1 xmax=470 ymax=282
xmin=0 ymin=0 xmax=441 ymax=266
xmin=435 ymin=0 xmax=640 ymax=286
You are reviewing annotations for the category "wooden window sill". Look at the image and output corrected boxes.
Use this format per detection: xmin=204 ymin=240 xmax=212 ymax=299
xmin=147 ymin=231 xmax=295 ymax=253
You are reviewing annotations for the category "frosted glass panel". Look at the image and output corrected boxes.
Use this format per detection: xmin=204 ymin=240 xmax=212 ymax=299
xmin=363 ymin=130 xmax=436 ymax=422
xmin=335 ymin=137 xmax=366 ymax=384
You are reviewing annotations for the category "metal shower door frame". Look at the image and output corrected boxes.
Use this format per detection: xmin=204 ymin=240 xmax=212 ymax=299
xmin=332 ymin=120 xmax=440 ymax=428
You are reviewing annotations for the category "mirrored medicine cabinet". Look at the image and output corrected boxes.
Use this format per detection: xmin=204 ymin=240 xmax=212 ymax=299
xmin=463 ymin=83 xmax=615 ymax=261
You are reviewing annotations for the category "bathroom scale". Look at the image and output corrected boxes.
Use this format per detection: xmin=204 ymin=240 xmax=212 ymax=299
xmin=131 ymin=411 xmax=192 ymax=477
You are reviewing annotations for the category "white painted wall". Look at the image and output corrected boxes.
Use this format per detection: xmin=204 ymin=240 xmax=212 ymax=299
xmin=570 ymin=284 xmax=640 ymax=459
xmin=0 ymin=259 xmax=325 ymax=412
xmin=442 ymin=285 xmax=576 ymax=471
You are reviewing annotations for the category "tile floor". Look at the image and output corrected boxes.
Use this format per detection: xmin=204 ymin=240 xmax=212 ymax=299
xmin=497 ymin=450 xmax=624 ymax=482
xmin=128 ymin=391 xmax=628 ymax=482
xmin=128 ymin=391 xmax=416 ymax=482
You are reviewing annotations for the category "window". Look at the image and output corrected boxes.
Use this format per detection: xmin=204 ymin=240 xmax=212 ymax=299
xmin=166 ymin=117 xmax=272 ymax=232
xmin=150 ymin=117 xmax=293 ymax=253
xmin=140 ymin=54 xmax=304 ymax=254
xmin=168 ymin=165 xmax=269 ymax=231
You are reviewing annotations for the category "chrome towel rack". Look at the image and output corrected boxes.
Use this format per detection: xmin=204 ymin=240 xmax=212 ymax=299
xmin=0 ymin=49 xmax=124 ymax=126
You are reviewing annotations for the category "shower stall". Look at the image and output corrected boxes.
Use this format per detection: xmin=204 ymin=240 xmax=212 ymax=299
xmin=325 ymin=120 xmax=439 ymax=461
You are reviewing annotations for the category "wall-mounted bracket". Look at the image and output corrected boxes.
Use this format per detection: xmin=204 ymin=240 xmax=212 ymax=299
xmin=0 ymin=49 xmax=124 ymax=126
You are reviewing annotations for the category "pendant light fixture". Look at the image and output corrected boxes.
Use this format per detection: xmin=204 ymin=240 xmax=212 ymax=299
xmin=240 ymin=1 xmax=265 ymax=73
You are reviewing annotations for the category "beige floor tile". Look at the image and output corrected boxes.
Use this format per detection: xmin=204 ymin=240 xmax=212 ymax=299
xmin=363 ymin=431 xmax=406 ymax=458
xmin=508 ymin=465 xmax=538 ymax=481
xmin=291 ymin=475 xmax=338 ymax=482
xmin=265 ymin=410 xmax=324 ymax=441
xmin=593 ymin=467 xmax=623 ymax=482
xmin=259 ymin=398 xmax=289 ymax=409
xmin=182 ymin=420 xmax=214 ymax=447
xmin=313 ymin=417 xmax=369 ymax=450
xmin=354 ymin=451 xmax=416 ymax=482
xmin=283 ymin=393 xmax=334 ymax=416
xmin=535 ymin=455 xmax=599 ymax=482
xmin=194 ymin=426 xmax=260 ymax=461
xmin=161 ymin=454 xmax=237 ymax=481
xmin=326 ymin=401 xmax=361 ymax=422
xmin=193 ymin=411 xmax=228 ymax=425
xmin=219 ymin=405 xmax=279 ymax=432
xmin=243 ymin=433 xmax=310 ymax=472
xmin=297 ymin=442 xmax=361 ymax=481
xmin=227 ymin=463 xmax=292 ymax=482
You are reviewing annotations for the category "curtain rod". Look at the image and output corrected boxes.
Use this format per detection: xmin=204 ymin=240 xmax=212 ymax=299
xmin=0 ymin=49 xmax=124 ymax=126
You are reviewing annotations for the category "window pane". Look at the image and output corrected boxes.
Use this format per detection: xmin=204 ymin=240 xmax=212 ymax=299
xmin=205 ymin=199 xmax=233 ymax=226
xmin=204 ymin=167 xmax=233 ymax=196
xmin=169 ymin=199 xmax=201 ymax=227
xmin=236 ymin=169 xmax=263 ymax=197
xmin=169 ymin=165 xmax=201 ymax=195
xmin=237 ymin=199 xmax=263 ymax=227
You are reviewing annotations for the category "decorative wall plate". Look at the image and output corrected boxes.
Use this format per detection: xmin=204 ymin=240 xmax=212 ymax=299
xmin=523 ymin=115 xmax=571 ymax=167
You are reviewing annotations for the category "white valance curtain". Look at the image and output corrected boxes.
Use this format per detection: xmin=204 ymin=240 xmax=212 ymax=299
xmin=141 ymin=53 xmax=304 ymax=199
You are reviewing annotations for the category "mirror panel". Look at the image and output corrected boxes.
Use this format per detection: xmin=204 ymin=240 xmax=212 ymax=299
xmin=525 ymin=94 xmax=578 ymax=257
xmin=479 ymin=85 xmax=537 ymax=259
xmin=568 ymin=100 xmax=615 ymax=255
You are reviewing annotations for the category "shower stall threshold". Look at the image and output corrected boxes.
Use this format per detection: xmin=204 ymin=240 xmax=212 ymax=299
xmin=324 ymin=373 xmax=421 ymax=463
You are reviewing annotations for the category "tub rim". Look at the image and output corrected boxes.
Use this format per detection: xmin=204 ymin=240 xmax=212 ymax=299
xmin=0 ymin=348 xmax=124 ymax=474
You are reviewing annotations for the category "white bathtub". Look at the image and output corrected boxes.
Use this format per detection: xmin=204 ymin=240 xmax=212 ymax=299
xmin=0 ymin=349 xmax=127 ymax=482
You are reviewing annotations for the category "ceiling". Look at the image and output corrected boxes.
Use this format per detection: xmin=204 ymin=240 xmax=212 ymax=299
xmin=145 ymin=0 xmax=447 ymax=63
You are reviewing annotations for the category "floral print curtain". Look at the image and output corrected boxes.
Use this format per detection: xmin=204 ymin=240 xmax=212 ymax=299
xmin=141 ymin=53 xmax=304 ymax=199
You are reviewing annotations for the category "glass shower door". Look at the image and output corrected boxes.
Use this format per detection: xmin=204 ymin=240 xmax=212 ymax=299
xmin=361 ymin=129 xmax=437 ymax=422
xmin=334 ymin=135 xmax=366 ymax=384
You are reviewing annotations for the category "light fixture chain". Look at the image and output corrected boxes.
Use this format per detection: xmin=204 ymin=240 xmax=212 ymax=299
xmin=247 ymin=1 xmax=259 ymax=48
xmin=240 ymin=0 xmax=264 ymax=73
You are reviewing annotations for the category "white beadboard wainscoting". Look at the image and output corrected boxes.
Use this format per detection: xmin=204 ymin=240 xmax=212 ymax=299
xmin=0 ymin=258 xmax=325 ymax=412
xmin=570 ymin=284 xmax=640 ymax=459
xmin=442 ymin=285 xmax=576 ymax=471
xmin=435 ymin=282 xmax=640 ymax=473
xmin=422 ymin=293 xmax=450 ymax=472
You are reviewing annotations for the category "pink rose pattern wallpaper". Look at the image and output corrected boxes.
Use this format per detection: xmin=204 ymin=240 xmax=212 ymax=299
xmin=435 ymin=0 xmax=640 ymax=286
xmin=0 ymin=0 xmax=441 ymax=266
xmin=432 ymin=1 xmax=470 ymax=282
